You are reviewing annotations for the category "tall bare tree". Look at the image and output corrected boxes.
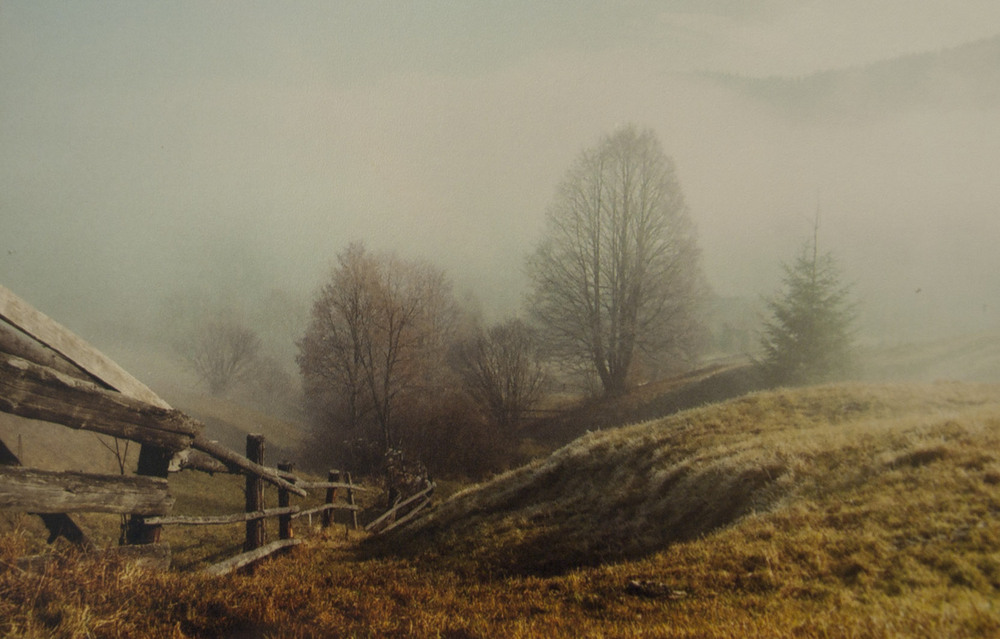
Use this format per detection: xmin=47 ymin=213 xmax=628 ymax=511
xmin=527 ymin=125 xmax=705 ymax=395
xmin=297 ymin=242 xmax=458 ymax=453
xmin=455 ymin=318 xmax=546 ymax=429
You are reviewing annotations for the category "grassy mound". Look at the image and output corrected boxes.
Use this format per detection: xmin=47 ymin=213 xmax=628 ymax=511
xmin=4 ymin=381 xmax=1000 ymax=637
xmin=386 ymin=381 xmax=1000 ymax=576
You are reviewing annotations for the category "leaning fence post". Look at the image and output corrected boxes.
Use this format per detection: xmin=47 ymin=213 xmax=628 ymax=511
xmin=321 ymin=470 xmax=337 ymax=529
xmin=244 ymin=434 xmax=265 ymax=551
xmin=277 ymin=461 xmax=294 ymax=540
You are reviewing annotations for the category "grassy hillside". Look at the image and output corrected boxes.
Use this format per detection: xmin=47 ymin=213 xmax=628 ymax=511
xmin=3 ymin=381 xmax=1000 ymax=637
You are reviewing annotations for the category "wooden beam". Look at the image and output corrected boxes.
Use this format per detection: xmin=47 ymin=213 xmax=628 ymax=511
xmin=0 ymin=436 xmax=91 ymax=547
xmin=0 ymin=284 xmax=170 ymax=409
xmin=202 ymin=539 xmax=302 ymax=576
xmin=0 ymin=320 xmax=102 ymax=386
xmin=145 ymin=507 xmax=298 ymax=527
xmin=365 ymin=482 xmax=435 ymax=532
xmin=0 ymin=466 xmax=173 ymax=516
xmin=191 ymin=435 xmax=306 ymax=497
xmin=0 ymin=353 xmax=198 ymax=452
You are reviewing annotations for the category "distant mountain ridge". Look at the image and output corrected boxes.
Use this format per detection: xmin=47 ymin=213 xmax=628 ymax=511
xmin=707 ymin=35 xmax=1000 ymax=119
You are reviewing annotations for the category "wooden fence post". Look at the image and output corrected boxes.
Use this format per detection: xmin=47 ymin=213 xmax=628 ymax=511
xmin=277 ymin=461 xmax=293 ymax=540
xmin=346 ymin=471 xmax=358 ymax=530
xmin=321 ymin=470 xmax=337 ymax=528
xmin=125 ymin=444 xmax=172 ymax=545
xmin=244 ymin=434 xmax=265 ymax=552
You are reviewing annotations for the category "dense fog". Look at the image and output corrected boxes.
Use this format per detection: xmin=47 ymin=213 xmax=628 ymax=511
xmin=2 ymin=2 xmax=998 ymax=383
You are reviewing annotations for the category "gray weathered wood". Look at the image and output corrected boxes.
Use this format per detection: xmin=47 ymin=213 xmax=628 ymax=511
xmin=191 ymin=435 xmax=306 ymax=497
xmin=0 ymin=319 xmax=102 ymax=386
xmin=203 ymin=538 xmax=302 ymax=576
xmin=378 ymin=494 xmax=433 ymax=534
xmin=0 ymin=284 xmax=170 ymax=408
xmin=145 ymin=507 xmax=298 ymax=527
xmin=0 ymin=436 xmax=91 ymax=547
xmin=168 ymin=449 xmax=230 ymax=474
xmin=0 ymin=466 xmax=173 ymax=515
xmin=244 ymin=435 xmax=265 ymax=552
xmin=0 ymin=353 xmax=199 ymax=452
xmin=365 ymin=482 xmax=435 ymax=532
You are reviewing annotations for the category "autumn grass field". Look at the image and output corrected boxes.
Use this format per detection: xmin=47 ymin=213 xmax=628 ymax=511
xmin=4 ymin=380 xmax=1000 ymax=637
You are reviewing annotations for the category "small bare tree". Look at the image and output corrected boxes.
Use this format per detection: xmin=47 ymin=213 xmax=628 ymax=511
xmin=298 ymin=242 xmax=458 ymax=453
xmin=455 ymin=318 xmax=546 ymax=429
xmin=527 ymin=124 xmax=705 ymax=395
xmin=185 ymin=318 xmax=262 ymax=395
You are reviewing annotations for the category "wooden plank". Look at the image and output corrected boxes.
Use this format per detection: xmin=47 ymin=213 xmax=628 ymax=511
xmin=191 ymin=435 xmax=306 ymax=497
xmin=0 ymin=436 xmax=91 ymax=548
xmin=0 ymin=353 xmax=198 ymax=452
xmin=202 ymin=539 xmax=302 ymax=576
xmin=145 ymin=507 xmax=298 ymax=527
xmin=0 ymin=466 xmax=173 ymax=515
xmin=0 ymin=284 xmax=170 ymax=409
xmin=0 ymin=320 xmax=101 ymax=386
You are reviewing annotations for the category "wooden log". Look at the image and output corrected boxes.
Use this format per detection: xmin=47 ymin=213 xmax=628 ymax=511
xmin=168 ymin=449 xmax=230 ymax=474
xmin=191 ymin=435 xmax=306 ymax=497
xmin=0 ymin=436 xmax=91 ymax=547
xmin=278 ymin=462 xmax=293 ymax=540
xmin=0 ymin=353 xmax=198 ymax=452
xmin=244 ymin=435 xmax=265 ymax=551
xmin=378 ymin=494 xmax=433 ymax=534
xmin=0 ymin=466 xmax=173 ymax=515
xmin=202 ymin=538 xmax=302 ymax=577
xmin=365 ymin=482 xmax=435 ymax=532
xmin=0 ymin=319 xmax=102 ymax=386
xmin=0 ymin=284 xmax=170 ymax=408
xmin=145 ymin=507 xmax=298 ymax=527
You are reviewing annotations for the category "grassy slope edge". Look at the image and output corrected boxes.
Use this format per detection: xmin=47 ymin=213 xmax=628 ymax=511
xmin=3 ymin=381 xmax=1000 ymax=637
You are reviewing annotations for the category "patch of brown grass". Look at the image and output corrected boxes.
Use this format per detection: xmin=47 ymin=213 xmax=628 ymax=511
xmin=3 ymin=381 xmax=1000 ymax=637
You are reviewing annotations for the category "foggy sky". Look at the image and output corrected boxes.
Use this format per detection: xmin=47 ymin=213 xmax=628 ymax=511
xmin=2 ymin=1 xmax=999 ymax=354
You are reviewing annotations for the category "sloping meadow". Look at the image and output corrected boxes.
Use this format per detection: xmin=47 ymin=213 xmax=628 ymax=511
xmin=386 ymin=382 xmax=1000 ymax=576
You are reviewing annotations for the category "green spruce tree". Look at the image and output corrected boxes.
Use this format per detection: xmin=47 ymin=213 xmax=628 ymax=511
xmin=758 ymin=234 xmax=857 ymax=386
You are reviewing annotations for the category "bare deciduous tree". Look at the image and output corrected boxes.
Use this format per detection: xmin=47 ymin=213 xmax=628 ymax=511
xmin=455 ymin=318 xmax=546 ymax=429
xmin=527 ymin=124 xmax=705 ymax=395
xmin=297 ymin=242 xmax=458 ymax=453
xmin=185 ymin=318 xmax=262 ymax=396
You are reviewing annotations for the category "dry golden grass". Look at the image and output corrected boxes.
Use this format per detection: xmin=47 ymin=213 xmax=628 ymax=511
xmin=3 ymin=381 xmax=1000 ymax=637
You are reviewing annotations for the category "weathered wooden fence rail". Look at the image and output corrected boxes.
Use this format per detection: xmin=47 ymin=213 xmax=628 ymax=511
xmin=0 ymin=284 xmax=435 ymax=577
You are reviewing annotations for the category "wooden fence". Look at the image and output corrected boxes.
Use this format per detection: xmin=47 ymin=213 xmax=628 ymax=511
xmin=0 ymin=284 xmax=433 ymax=575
